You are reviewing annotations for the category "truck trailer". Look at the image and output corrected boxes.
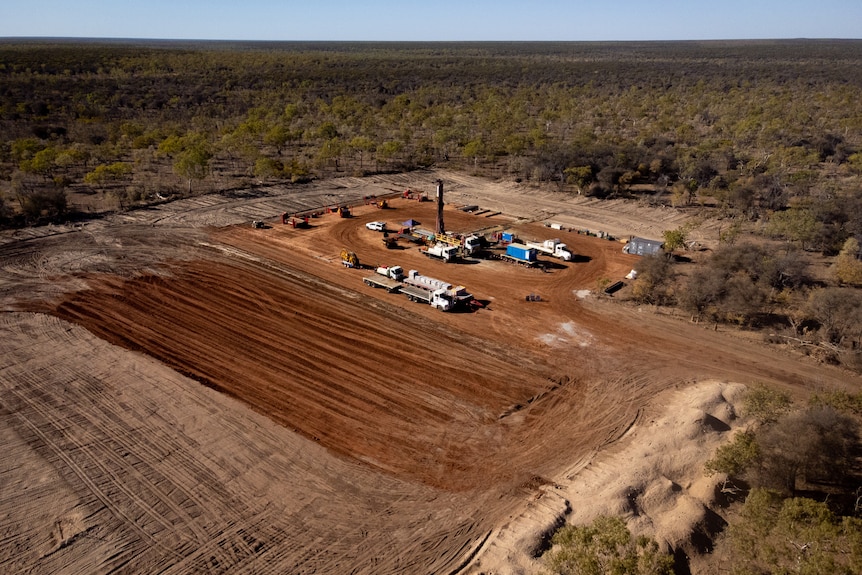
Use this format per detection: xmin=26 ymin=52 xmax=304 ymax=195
xmin=403 ymin=270 xmax=451 ymax=291
xmin=363 ymin=275 xmax=403 ymax=292
xmin=497 ymin=243 xmax=539 ymax=266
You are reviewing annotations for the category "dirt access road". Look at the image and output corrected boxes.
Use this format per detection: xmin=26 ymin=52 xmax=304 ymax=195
xmin=1 ymin=169 xmax=858 ymax=574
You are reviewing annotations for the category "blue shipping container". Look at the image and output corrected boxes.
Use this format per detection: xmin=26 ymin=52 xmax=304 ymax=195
xmin=501 ymin=232 xmax=515 ymax=243
xmin=506 ymin=243 xmax=537 ymax=261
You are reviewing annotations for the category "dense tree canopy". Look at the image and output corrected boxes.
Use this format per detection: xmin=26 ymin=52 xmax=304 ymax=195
xmin=702 ymin=386 xmax=862 ymax=575
xmin=3 ymin=39 xmax=862 ymax=202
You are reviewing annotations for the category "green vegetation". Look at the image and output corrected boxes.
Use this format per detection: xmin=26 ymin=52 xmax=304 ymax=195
xmin=725 ymin=489 xmax=862 ymax=575
xmin=542 ymin=516 xmax=674 ymax=575
xmin=2 ymin=40 xmax=862 ymax=216
xmin=700 ymin=386 xmax=862 ymax=574
xmin=704 ymin=430 xmax=759 ymax=477
xmin=631 ymin=253 xmax=675 ymax=305
xmin=835 ymin=238 xmax=862 ymax=285
xmin=742 ymin=384 xmax=792 ymax=424
xmin=705 ymin=385 xmax=857 ymax=496
xmin=661 ymin=226 xmax=689 ymax=254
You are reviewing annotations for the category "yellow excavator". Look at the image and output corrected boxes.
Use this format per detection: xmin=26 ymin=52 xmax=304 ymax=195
xmin=340 ymin=248 xmax=359 ymax=268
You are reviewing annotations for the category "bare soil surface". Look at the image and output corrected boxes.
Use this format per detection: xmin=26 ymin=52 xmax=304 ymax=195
xmin=2 ymin=169 xmax=859 ymax=574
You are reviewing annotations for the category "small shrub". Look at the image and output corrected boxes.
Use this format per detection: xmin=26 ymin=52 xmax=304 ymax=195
xmin=542 ymin=516 xmax=674 ymax=575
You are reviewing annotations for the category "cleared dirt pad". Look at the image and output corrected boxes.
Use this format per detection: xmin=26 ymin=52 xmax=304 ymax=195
xmin=52 ymin=259 xmax=561 ymax=490
xmin=2 ymin=170 xmax=860 ymax=574
xmin=1 ymin=313 xmax=490 ymax=573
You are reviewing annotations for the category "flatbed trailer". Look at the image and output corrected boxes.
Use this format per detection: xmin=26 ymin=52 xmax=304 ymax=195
xmin=397 ymin=233 xmax=425 ymax=244
xmin=492 ymin=253 xmax=541 ymax=267
xmin=400 ymin=284 xmax=434 ymax=303
xmin=493 ymin=243 xmax=541 ymax=267
xmin=362 ymin=276 xmax=403 ymax=292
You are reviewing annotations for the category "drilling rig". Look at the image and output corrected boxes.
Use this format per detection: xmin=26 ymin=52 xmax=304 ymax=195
xmin=435 ymin=179 xmax=444 ymax=235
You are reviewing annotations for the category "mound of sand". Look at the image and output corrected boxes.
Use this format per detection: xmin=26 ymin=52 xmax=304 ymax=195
xmin=468 ymin=380 xmax=747 ymax=575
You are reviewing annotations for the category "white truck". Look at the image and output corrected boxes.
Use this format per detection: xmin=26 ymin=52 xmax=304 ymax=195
xmin=420 ymin=243 xmax=458 ymax=262
xmin=400 ymin=285 xmax=453 ymax=311
xmin=433 ymin=232 xmax=485 ymax=257
xmin=403 ymin=270 xmax=473 ymax=307
xmin=525 ymin=238 xmax=573 ymax=261
xmin=462 ymin=235 xmax=484 ymax=256
xmin=376 ymin=265 xmax=404 ymax=280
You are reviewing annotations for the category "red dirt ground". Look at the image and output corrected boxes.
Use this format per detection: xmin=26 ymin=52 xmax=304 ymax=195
xmin=3 ymin=175 xmax=859 ymax=574
xmin=50 ymin=199 xmax=648 ymax=492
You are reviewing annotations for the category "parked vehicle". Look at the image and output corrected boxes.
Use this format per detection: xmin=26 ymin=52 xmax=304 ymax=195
xmin=376 ymin=265 xmax=404 ymax=280
xmin=400 ymin=285 xmax=452 ymax=311
xmin=362 ymin=275 xmax=402 ymax=292
xmin=403 ymin=269 xmax=450 ymax=291
xmin=403 ymin=270 xmax=473 ymax=307
xmin=462 ymin=235 xmax=485 ymax=256
xmin=434 ymin=233 xmax=487 ymax=257
xmin=526 ymin=239 xmax=573 ymax=261
xmin=365 ymin=221 xmax=386 ymax=232
xmin=446 ymin=285 xmax=474 ymax=307
xmin=420 ymin=243 xmax=458 ymax=262
xmin=340 ymin=249 xmax=359 ymax=268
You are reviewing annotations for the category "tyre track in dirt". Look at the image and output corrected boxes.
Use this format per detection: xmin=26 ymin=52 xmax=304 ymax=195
xmin=51 ymin=255 xmax=561 ymax=491
xmin=1 ymin=317 xmax=288 ymax=572
xmin=1 ymin=313 xmax=498 ymax=574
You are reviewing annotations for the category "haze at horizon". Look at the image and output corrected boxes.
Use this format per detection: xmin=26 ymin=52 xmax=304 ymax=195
xmin=2 ymin=0 xmax=860 ymax=42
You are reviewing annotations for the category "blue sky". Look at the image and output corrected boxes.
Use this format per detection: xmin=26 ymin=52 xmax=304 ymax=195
xmin=2 ymin=1 xmax=860 ymax=41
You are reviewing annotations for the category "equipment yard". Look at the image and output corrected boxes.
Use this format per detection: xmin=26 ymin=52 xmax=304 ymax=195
xmin=1 ymin=169 xmax=858 ymax=574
